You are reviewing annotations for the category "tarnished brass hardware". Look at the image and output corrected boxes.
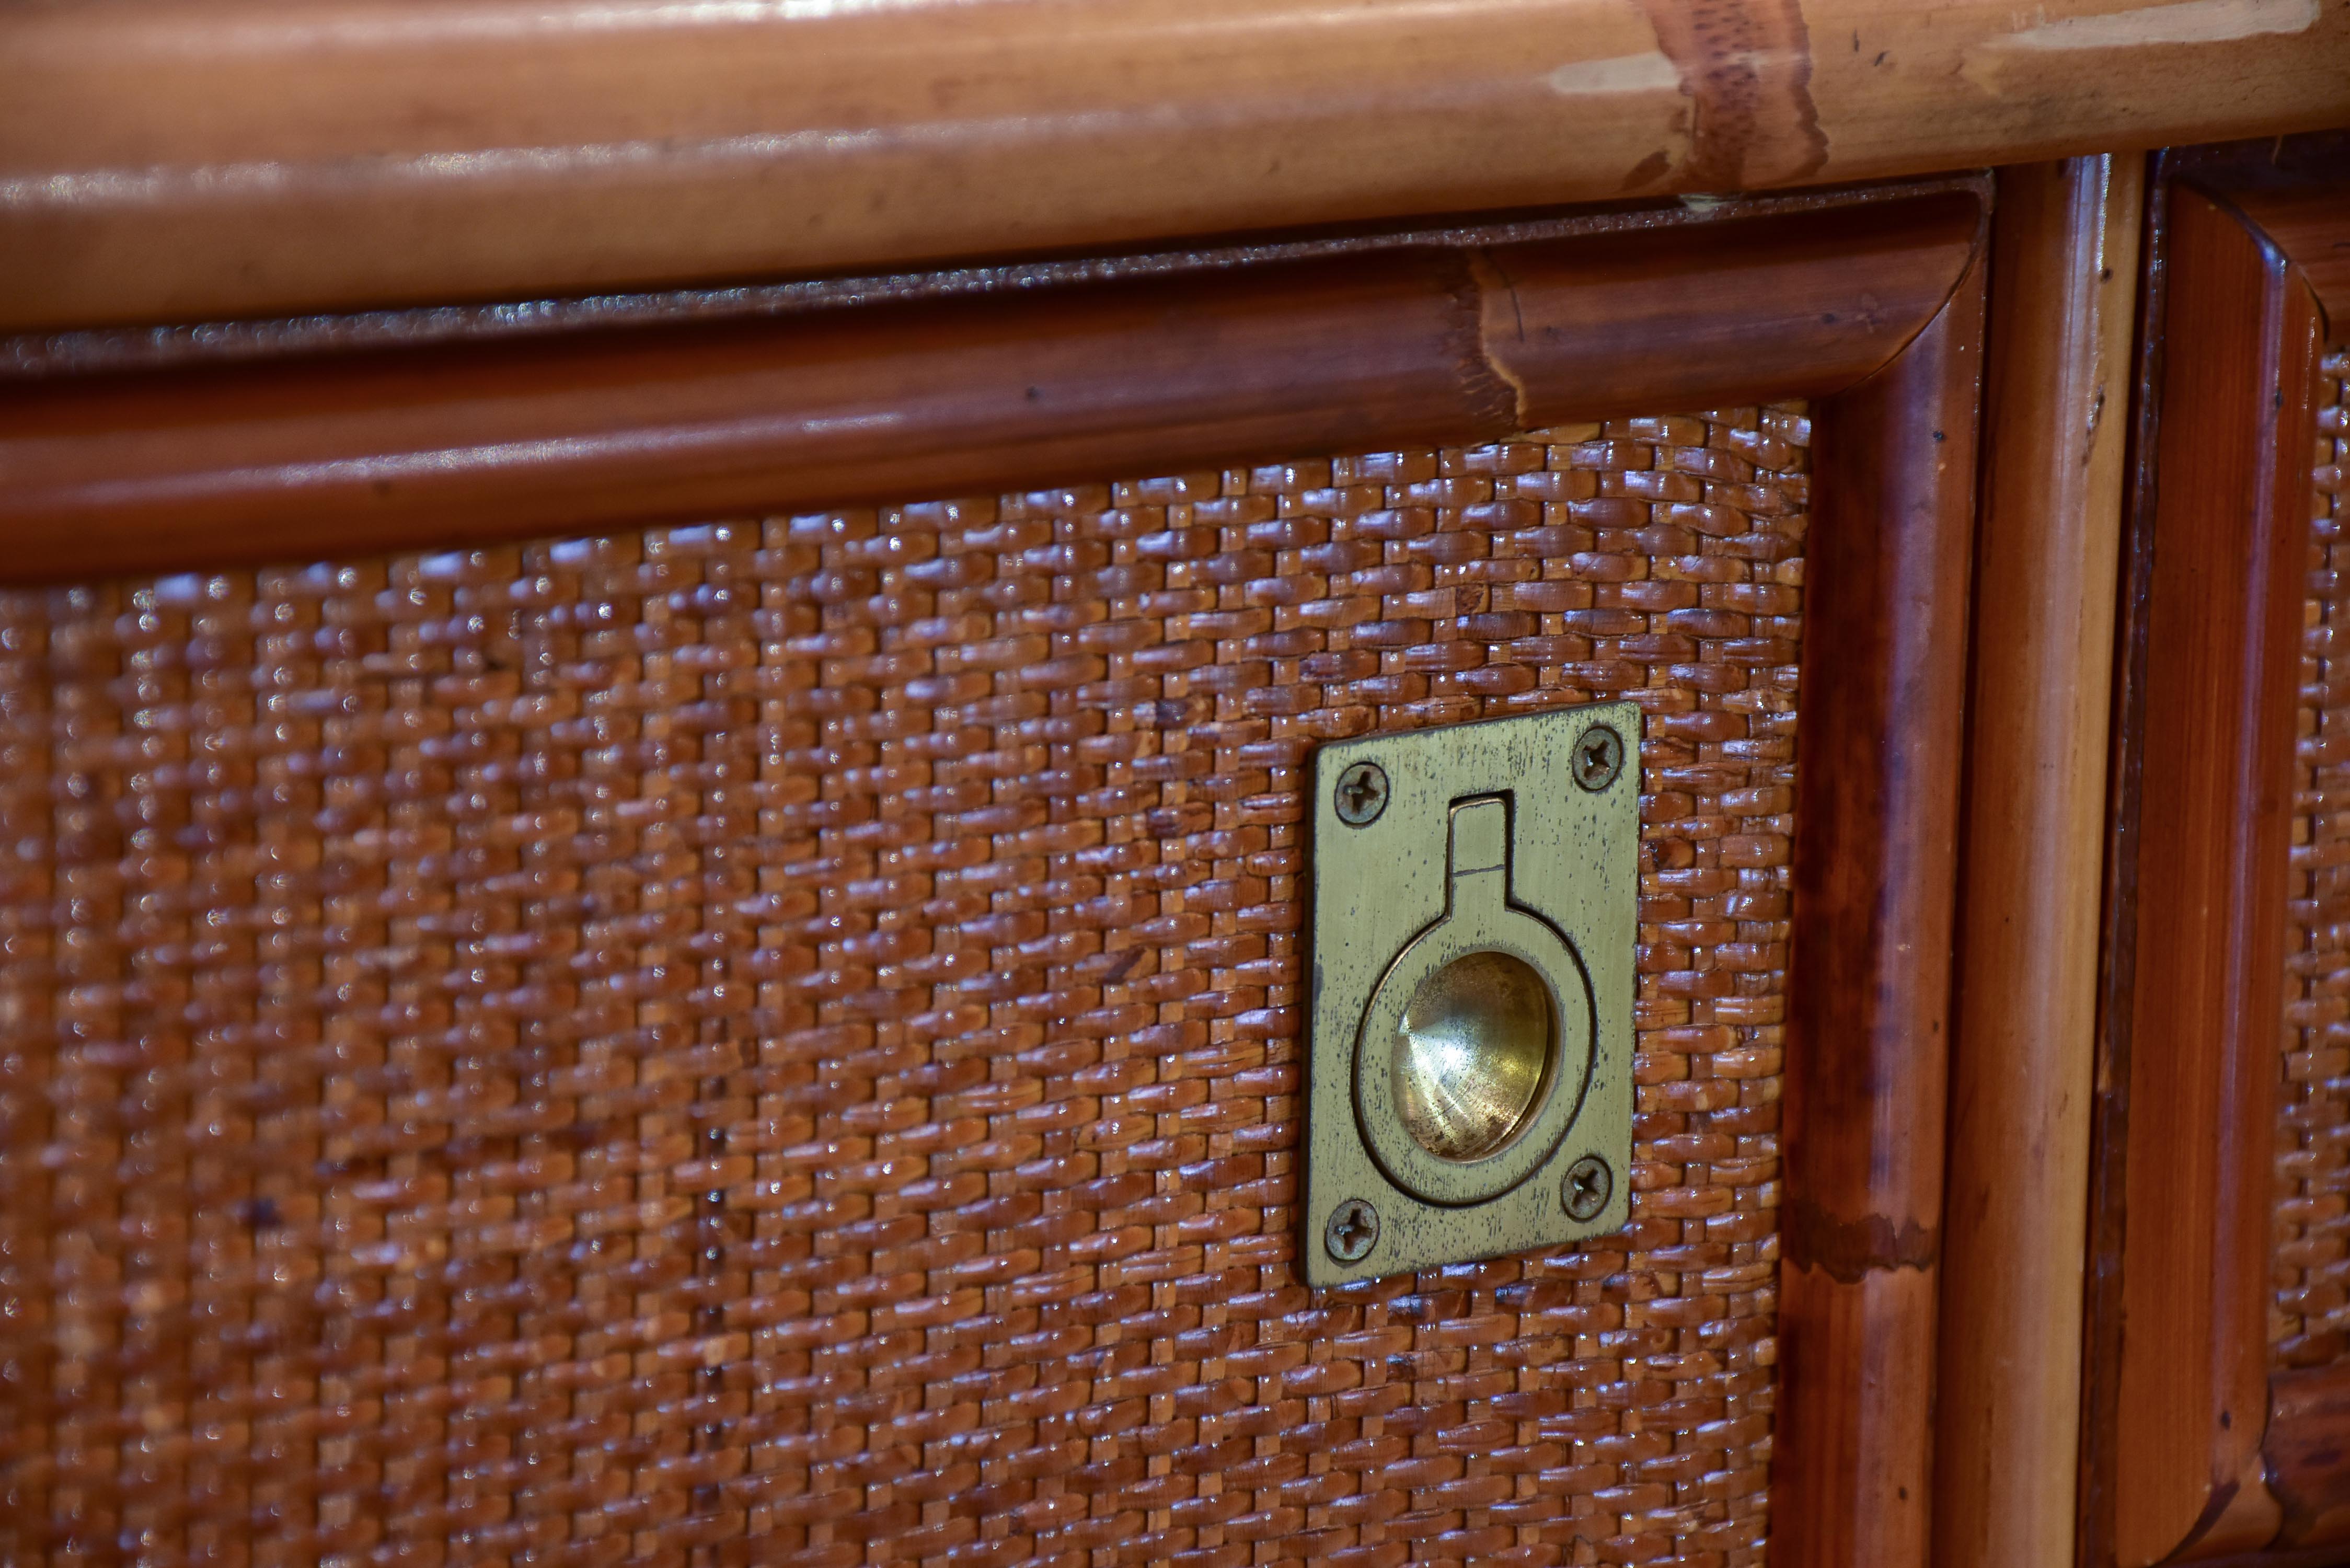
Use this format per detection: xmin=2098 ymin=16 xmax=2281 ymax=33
xmin=1355 ymin=795 xmax=1588 ymax=1208
xmin=1562 ymin=1155 xmax=1613 ymax=1221
xmin=1332 ymin=760 xmax=1389 ymax=826
xmin=1305 ymin=703 xmax=1637 ymax=1285
xmin=1572 ymin=724 xmax=1625 ymax=791
xmin=1393 ymin=946 xmax=1552 ymax=1163
xmin=1324 ymin=1198 xmax=1379 ymax=1263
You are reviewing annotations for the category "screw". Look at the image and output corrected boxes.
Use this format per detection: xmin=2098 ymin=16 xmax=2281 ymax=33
xmin=1562 ymin=1155 xmax=1613 ymax=1221
xmin=1324 ymin=1197 xmax=1380 ymax=1263
xmin=1333 ymin=760 xmax=1389 ymax=826
xmin=1571 ymin=725 xmax=1624 ymax=792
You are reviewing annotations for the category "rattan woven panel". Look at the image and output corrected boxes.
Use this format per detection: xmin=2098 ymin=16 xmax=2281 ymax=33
xmin=0 ymin=410 xmax=1805 ymax=1567
xmin=2279 ymin=349 xmax=2350 ymax=1370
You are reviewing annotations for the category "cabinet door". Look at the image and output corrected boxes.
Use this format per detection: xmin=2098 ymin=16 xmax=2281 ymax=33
xmin=2082 ymin=136 xmax=2350 ymax=1568
xmin=0 ymin=187 xmax=1990 ymax=1568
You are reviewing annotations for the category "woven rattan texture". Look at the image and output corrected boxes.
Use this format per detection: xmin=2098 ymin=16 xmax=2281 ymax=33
xmin=2278 ymin=349 xmax=2350 ymax=1369
xmin=0 ymin=410 xmax=1807 ymax=1567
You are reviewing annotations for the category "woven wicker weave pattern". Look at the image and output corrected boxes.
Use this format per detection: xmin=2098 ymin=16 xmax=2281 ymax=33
xmin=2278 ymin=348 xmax=2350 ymax=1369
xmin=0 ymin=410 xmax=1806 ymax=1566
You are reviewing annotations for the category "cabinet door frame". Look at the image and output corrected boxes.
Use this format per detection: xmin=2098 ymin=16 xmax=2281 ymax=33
xmin=2084 ymin=137 xmax=2350 ymax=1568
xmin=0 ymin=182 xmax=1989 ymax=1568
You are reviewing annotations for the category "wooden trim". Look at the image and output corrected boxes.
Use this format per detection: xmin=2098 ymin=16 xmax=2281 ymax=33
xmin=1774 ymin=229 xmax=1986 ymax=1568
xmin=5 ymin=179 xmax=1994 ymax=1567
xmin=1934 ymin=154 xmax=2141 ymax=1568
xmin=0 ymin=180 xmax=1991 ymax=385
xmin=2176 ymin=132 xmax=2350 ymax=324
xmin=2080 ymin=145 xmax=2173 ymax=1568
xmin=2 ymin=178 xmax=1995 ymax=1566
xmin=0 ymin=189 xmax=1981 ymax=583
xmin=2 ymin=0 xmax=2346 ymax=331
xmin=2232 ymin=186 xmax=2350 ymax=322
xmin=2092 ymin=171 xmax=2334 ymax=1567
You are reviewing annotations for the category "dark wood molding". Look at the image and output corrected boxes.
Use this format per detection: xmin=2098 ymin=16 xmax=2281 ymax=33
xmin=2086 ymin=150 xmax=2346 ymax=1568
xmin=0 ymin=188 xmax=1980 ymax=584
xmin=1773 ymin=243 xmax=1985 ymax=1568
xmin=0 ymin=178 xmax=1995 ymax=385
xmin=2080 ymin=145 xmax=2171 ymax=1568
xmin=2172 ymin=132 xmax=2350 ymax=322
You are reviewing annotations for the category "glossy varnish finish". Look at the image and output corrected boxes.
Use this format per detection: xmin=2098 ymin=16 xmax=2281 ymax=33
xmin=1937 ymin=154 xmax=2141 ymax=1568
xmin=0 ymin=184 xmax=1975 ymax=386
xmin=0 ymin=172 xmax=2007 ymax=1563
xmin=2102 ymin=185 xmax=2323 ymax=1566
xmin=0 ymin=422 xmax=1807 ymax=1565
xmin=2238 ymin=189 xmax=2350 ymax=323
xmin=2190 ymin=133 xmax=2350 ymax=326
xmin=0 ymin=191 xmax=1982 ymax=584
xmin=0 ymin=0 xmax=2344 ymax=329
xmin=1775 ymin=251 xmax=1985 ymax=1568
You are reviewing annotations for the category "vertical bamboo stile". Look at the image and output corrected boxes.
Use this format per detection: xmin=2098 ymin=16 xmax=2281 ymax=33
xmin=1934 ymin=156 xmax=2140 ymax=1568
xmin=1777 ymin=258 xmax=1986 ymax=1568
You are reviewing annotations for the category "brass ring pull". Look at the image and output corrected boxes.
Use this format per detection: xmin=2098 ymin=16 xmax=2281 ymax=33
xmin=1352 ymin=795 xmax=1595 ymax=1208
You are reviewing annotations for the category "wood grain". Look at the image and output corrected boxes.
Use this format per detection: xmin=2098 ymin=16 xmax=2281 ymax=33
xmin=1935 ymin=154 xmax=2140 ymax=1568
xmin=1 ymin=0 xmax=2344 ymax=330
xmin=0 ymin=180 xmax=1987 ymax=384
xmin=0 ymin=190 xmax=1980 ymax=582
xmin=2173 ymin=131 xmax=2350 ymax=325
xmin=2230 ymin=183 xmax=2350 ymax=324
xmin=1775 ymin=240 xmax=1986 ymax=1568
xmin=2108 ymin=185 xmax=2321 ymax=1567
xmin=2270 ymin=1364 xmax=2350 ymax=1548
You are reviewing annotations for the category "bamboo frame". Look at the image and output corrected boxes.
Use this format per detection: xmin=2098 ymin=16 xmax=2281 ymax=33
xmin=1933 ymin=154 xmax=2141 ymax=1568
xmin=2086 ymin=142 xmax=2350 ymax=1568
xmin=1775 ymin=237 xmax=1984 ymax=1568
xmin=1 ymin=0 xmax=2345 ymax=331
xmin=0 ymin=190 xmax=1981 ymax=583
xmin=1 ymin=180 xmax=1993 ymax=1565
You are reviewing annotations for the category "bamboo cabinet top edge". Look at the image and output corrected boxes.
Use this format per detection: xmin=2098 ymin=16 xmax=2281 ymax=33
xmin=2 ymin=0 xmax=2345 ymax=330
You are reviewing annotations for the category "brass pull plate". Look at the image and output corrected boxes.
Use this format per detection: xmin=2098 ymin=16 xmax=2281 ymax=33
xmin=1305 ymin=702 xmax=1638 ymax=1285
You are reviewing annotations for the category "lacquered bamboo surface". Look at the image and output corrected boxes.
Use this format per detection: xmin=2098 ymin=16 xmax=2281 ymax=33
xmin=1 ymin=0 xmax=2344 ymax=329
xmin=0 ymin=192 xmax=1980 ymax=582
xmin=1935 ymin=154 xmax=2139 ymax=1568
xmin=1775 ymin=249 xmax=1984 ymax=1568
